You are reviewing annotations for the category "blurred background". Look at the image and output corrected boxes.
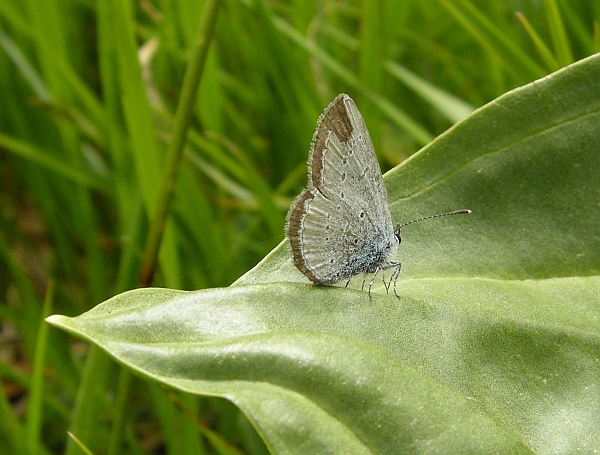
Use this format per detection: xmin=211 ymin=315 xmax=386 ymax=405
xmin=0 ymin=0 xmax=598 ymax=453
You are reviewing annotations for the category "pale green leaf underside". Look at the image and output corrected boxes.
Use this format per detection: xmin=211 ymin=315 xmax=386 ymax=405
xmin=48 ymin=53 xmax=600 ymax=454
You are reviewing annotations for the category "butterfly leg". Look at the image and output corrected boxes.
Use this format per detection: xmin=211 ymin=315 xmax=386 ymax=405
xmin=381 ymin=270 xmax=391 ymax=293
xmin=368 ymin=267 xmax=381 ymax=296
xmin=384 ymin=274 xmax=393 ymax=293
xmin=376 ymin=262 xmax=398 ymax=295
xmin=360 ymin=272 xmax=368 ymax=291
xmin=392 ymin=262 xmax=402 ymax=298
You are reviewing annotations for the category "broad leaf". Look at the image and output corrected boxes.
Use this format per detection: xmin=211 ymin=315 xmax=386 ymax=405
xmin=48 ymin=53 xmax=600 ymax=454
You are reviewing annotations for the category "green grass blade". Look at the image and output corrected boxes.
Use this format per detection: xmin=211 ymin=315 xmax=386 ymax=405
xmin=0 ymin=133 xmax=110 ymax=191
xmin=272 ymin=16 xmax=433 ymax=146
xmin=437 ymin=0 xmax=546 ymax=80
xmin=139 ymin=0 xmax=222 ymax=286
xmin=543 ymin=0 xmax=574 ymax=66
xmin=0 ymin=28 xmax=50 ymax=100
xmin=515 ymin=12 xmax=560 ymax=71
xmin=25 ymin=281 xmax=55 ymax=455
xmin=0 ymin=387 xmax=27 ymax=455
xmin=385 ymin=60 xmax=474 ymax=123
xmin=106 ymin=369 xmax=131 ymax=455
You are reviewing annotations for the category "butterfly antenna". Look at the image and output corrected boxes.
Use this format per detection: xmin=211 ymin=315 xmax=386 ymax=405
xmin=395 ymin=209 xmax=471 ymax=232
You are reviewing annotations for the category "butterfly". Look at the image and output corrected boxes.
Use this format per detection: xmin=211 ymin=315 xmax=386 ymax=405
xmin=286 ymin=94 xmax=470 ymax=295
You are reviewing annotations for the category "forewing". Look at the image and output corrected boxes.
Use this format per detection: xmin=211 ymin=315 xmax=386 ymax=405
xmin=308 ymin=94 xmax=393 ymax=229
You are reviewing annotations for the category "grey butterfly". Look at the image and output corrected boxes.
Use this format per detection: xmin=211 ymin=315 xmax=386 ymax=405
xmin=286 ymin=94 xmax=470 ymax=295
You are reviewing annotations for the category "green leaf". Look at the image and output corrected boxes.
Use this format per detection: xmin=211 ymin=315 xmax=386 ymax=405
xmin=47 ymin=53 xmax=600 ymax=454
